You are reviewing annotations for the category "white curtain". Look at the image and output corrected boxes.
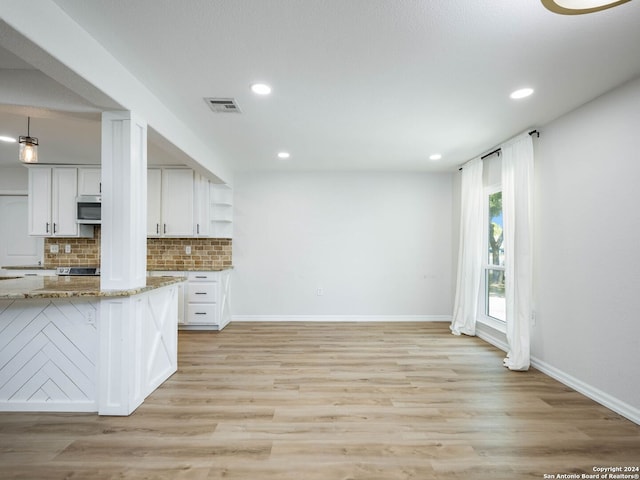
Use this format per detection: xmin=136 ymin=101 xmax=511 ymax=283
xmin=501 ymin=133 xmax=534 ymax=371
xmin=451 ymin=157 xmax=484 ymax=336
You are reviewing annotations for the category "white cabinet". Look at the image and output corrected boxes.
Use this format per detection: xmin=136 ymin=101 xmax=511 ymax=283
xmin=52 ymin=168 xmax=79 ymax=236
xmin=148 ymin=269 xmax=231 ymax=330
xmin=163 ymin=169 xmax=194 ymax=236
xmin=77 ymin=167 xmax=101 ymax=195
xmin=28 ymin=167 xmax=92 ymax=237
xmin=193 ymin=174 xmax=210 ymax=237
xmin=147 ymin=168 xmax=194 ymax=237
xmin=210 ymin=183 xmax=233 ymax=238
xmin=28 ymin=167 xmax=51 ymax=236
xmin=147 ymin=168 xmax=162 ymax=236
xmin=185 ymin=270 xmax=231 ymax=329
xmin=147 ymin=169 xmax=232 ymax=239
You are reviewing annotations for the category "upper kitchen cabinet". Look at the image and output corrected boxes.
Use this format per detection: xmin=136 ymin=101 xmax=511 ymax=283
xmin=147 ymin=168 xmax=162 ymax=236
xmin=146 ymin=168 xmax=232 ymax=238
xmin=77 ymin=167 xmax=101 ymax=195
xmin=147 ymin=168 xmax=194 ymax=237
xmin=194 ymin=173 xmax=211 ymax=237
xmin=28 ymin=167 xmax=92 ymax=237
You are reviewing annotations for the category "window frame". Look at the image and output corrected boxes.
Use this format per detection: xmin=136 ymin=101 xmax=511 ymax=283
xmin=478 ymin=183 xmax=507 ymax=333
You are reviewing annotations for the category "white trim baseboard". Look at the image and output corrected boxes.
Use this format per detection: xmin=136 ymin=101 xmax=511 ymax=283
xmin=231 ymin=314 xmax=452 ymax=323
xmin=530 ymin=357 xmax=640 ymax=426
xmin=475 ymin=323 xmax=639 ymax=425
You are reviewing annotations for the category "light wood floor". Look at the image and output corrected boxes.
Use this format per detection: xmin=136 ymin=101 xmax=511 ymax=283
xmin=1 ymin=322 xmax=638 ymax=479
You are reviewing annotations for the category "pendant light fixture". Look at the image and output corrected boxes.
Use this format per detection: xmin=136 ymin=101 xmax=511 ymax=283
xmin=541 ymin=0 xmax=631 ymax=15
xmin=19 ymin=117 xmax=39 ymax=163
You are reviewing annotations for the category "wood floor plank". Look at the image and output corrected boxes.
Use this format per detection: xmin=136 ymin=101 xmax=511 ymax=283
xmin=0 ymin=322 xmax=638 ymax=479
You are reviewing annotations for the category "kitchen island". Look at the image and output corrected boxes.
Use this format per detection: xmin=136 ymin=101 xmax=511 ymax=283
xmin=0 ymin=275 xmax=185 ymax=415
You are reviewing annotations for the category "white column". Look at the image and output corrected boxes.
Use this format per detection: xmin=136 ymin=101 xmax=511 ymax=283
xmin=100 ymin=111 xmax=147 ymax=290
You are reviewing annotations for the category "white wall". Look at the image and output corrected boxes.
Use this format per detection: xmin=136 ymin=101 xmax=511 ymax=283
xmin=0 ymin=166 xmax=28 ymax=192
xmin=533 ymin=76 xmax=640 ymax=418
xmin=232 ymin=172 xmax=453 ymax=319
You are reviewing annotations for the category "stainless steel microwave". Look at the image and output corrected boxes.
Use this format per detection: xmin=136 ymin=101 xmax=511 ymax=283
xmin=76 ymin=195 xmax=101 ymax=224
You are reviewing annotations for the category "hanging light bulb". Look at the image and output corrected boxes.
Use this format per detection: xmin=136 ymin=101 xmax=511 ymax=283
xmin=19 ymin=117 xmax=39 ymax=163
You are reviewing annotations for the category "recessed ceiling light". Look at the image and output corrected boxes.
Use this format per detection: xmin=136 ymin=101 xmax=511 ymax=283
xmin=429 ymin=154 xmax=442 ymax=161
xmin=277 ymin=152 xmax=290 ymax=159
xmin=541 ymin=0 xmax=631 ymax=15
xmin=0 ymin=135 xmax=17 ymax=143
xmin=510 ymin=88 xmax=534 ymax=100
xmin=251 ymin=83 xmax=272 ymax=95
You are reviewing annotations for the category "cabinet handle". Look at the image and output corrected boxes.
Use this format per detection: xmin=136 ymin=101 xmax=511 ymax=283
xmin=99 ymin=182 xmax=102 ymax=193
xmin=195 ymin=275 xmax=207 ymax=279
xmin=195 ymin=292 xmax=207 ymax=295
xmin=156 ymin=224 xmax=160 ymax=235
xmin=46 ymin=222 xmax=50 ymax=233
xmin=194 ymin=312 xmax=207 ymax=315
xmin=163 ymin=224 xmax=167 ymax=234
xmin=197 ymin=224 xmax=200 ymax=235
xmin=53 ymin=223 xmax=57 ymax=234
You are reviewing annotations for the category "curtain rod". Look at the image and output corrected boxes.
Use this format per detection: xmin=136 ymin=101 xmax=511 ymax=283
xmin=458 ymin=130 xmax=539 ymax=171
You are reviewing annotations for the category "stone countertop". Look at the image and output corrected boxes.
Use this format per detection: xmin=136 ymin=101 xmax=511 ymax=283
xmin=4 ymin=266 xmax=233 ymax=272
xmin=0 ymin=275 xmax=186 ymax=299
xmin=2 ymin=265 xmax=53 ymax=270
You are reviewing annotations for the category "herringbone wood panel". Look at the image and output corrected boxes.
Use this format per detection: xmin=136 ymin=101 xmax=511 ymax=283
xmin=0 ymin=300 xmax=97 ymax=406
xmin=0 ymin=322 xmax=638 ymax=479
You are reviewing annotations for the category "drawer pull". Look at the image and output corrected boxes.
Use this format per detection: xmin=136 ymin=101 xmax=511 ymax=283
xmin=194 ymin=312 xmax=207 ymax=315
xmin=195 ymin=292 xmax=207 ymax=295
xmin=195 ymin=275 xmax=207 ymax=279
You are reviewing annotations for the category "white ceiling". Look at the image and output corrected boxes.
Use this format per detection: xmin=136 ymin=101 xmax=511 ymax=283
xmin=1 ymin=0 xmax=640 ymax=173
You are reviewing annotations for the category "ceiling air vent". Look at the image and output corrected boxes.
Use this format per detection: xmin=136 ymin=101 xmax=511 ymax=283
xmin=204 ymin=97 xmax=241 ymax=113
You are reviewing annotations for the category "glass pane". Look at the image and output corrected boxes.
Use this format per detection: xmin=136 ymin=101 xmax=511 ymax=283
xmin=487 ymin=269 xmax=506 ymax=321
xmin=488 ymin=191 xmax=504 ymax=266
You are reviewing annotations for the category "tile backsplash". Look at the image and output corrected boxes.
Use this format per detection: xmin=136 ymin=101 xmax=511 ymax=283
xmin=44 ymin=229 xmax=232 ymax=270
xmin=44 ymin=236 xmax=101 ymax=267
xmin=147 ymin=238 xmax=232 ymax=270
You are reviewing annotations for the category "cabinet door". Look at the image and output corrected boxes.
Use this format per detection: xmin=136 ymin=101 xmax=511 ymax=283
xmin=161 ymin=169 xmax=194 ymax=236
xmin=193 ymin=174 xmax=210 ymax=237
xmin=52 ymin=168 xmax=78 ymax=236
xmin=28 ymin=168 xmax=52 ymax=236
xmin=147 ymin=168 xmax=162 ymax=236
xmin=78 ymin=167 xmax=101 ymax=195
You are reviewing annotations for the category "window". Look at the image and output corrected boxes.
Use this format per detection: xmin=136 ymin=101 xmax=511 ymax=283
xmin=485 ymin=189 xmax=505 ymax=322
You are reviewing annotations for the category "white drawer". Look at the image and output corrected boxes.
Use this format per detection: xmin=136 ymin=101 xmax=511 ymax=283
xmin=149 ymin=270 xmax=184 ymax=277
xmin=188 ymin=271 xmax=219 ymax=282
xmin=187 ymin=282 xmax=218 ymax=303
xmin=186 ymin=304 xmax=219 ymax=325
